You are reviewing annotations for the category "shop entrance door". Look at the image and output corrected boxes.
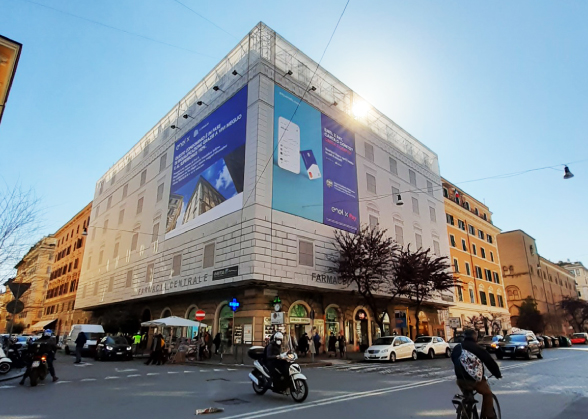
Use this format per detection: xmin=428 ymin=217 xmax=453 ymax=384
xmin=355 ymin=309 xmax=369 ymax=351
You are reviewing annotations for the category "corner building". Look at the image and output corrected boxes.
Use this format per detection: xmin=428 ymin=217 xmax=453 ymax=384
xmin=76 ymin=23 xmax=453 ymax=351
xmin=442 ymin=179 xmax=511 ymax=334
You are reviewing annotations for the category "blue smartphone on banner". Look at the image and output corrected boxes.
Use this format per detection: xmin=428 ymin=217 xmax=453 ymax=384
xmin=300 ymin=150 xmax=322 ymax=180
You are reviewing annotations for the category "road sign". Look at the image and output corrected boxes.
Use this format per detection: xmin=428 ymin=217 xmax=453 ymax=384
xmin=271 ymin=312 xmax=284 ymax=325
xmin=229 ymin=298 xmax=240 ymax=312
xmin=6 ymin=300 xmax=24 ymax=314
xmin=195 ymin=310 xmax=206 ymax=321
xmin=448 ymin=317 xmax=461 ymax=329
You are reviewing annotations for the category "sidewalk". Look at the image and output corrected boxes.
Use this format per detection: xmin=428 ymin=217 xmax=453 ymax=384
xmin=0 ymin=366 xmax=25 ymax=383
xmin=178 ymin=351 xmax=364 ymax=368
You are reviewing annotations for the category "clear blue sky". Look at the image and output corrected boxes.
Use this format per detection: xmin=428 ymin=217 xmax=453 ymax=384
xmin=1 ymin=0 xmax=586 ymax=267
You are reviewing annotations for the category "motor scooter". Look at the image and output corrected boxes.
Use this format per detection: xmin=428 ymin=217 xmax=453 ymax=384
xmin=247 ymin=346 xmax=308 ymax=403
xmin=0 ymin=346 xmax=12 ymax=374
xmin=26 ymin=352 xmax=49 ymax=387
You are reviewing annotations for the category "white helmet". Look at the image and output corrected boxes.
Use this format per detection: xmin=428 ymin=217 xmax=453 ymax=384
xmin=274 ymin=332 xmax=284 ymax=341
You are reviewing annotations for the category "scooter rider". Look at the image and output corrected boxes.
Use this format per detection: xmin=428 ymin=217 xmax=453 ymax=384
xmin=264 ymin=332 xmax=289 ymax=389
xmin=20 ymin=329 xmax=59 ymax=385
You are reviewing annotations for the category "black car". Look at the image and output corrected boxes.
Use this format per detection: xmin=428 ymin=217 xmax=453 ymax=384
xmin=558 ymin=336 xmax=572 ymax=347
xmin=536 ymin=336 xmax=545 ymax=349
xmin=479 ymin=335 xmax=503 ymax=353
xmin=541 ymin=336 xmax=552 ymax=348
xmin=549 ymin=336 xmax=560 ymax=347
xmin=496 ymin=333 xmax=542 ymax=360
xmin=95 ymin=336 xmax=133 ymax=361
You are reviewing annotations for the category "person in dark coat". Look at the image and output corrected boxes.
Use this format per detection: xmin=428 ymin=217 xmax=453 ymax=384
xmin=298 ymin=333 xmax=309 ymax=356
xmin=328 ymin=332 xmax=337 ymax=357
xmin=145 ymin=333 xmax=163 ymax=365
xmin=337 ymin=332 xmax=346 ymax=358
xmin=213 ymin=332 xmax=222 ymax=354
xmin=452 ymin=329 xmax=502 ymax=419
xmin=74 ymin=331 xmax=87 ymax=364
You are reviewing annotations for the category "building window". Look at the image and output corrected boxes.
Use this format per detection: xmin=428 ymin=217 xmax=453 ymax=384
xmin=481 ymin=248 xmax=486 ymax=259
xmin=118 ymin=209 xmax=125 ymax=225
xmin=365 ymin=143 xmax=374 ymax=162
xmin=469 ymin=289 xmax=475 ymax=303
xmin=93 ymin=281 xmax=99 ymax=296
xmin=487 ymin=235 xmax=493 ymax=244
xmin=472 ymin=244 xmax=477 ymax=255
xmin=98 ymin=250 xmax=104 ymax=265
xmin=474 ymin=208 xmax=479 ymax=216
xmin=151 ymin=223 xmax=160 ymax=243
xmin=392 ymin=186 xmax=400 ymax=204
xmin=395 ymin=226 xmax=404 ymax=246
xmin=453 ymin=258 xmax=459 ymax=273
xmin=108 ymin=276 xmax=114 ymax=292
xmin=157 ymin=183 xmax=164 ymax=202
xmin=429 ymin=206 xmax=436 ymax=222
xmin=131 ymin=232 xmax=139 ymax=251
xmin=103 ymin=219 xmax=108 ymax=235
xmin=479 ymin=291 xmax=487 ymax=305
xmin=462 ymin=239 xmax=467 ymax=251
xmin=497 ymin=295 xmax=504 ymax=308
xmin=366 ymin=173 xmax=376 ymax=194
xmin=136 ymin=197 xmax=144 ymax=215
xmin=467 ymin=225 xmax=475 ymax=235
xmin=483 ymin=213 xmax=487 ymax=221
xmin=457 ymin=220 xmax=465 ymax=230
xmin=427 ymin=180 xmax=433 ymax=196
xmin=140 ymin=170 xmax=147 ymax=186
xmin=95 ymin=205 xmax=100 ymax=218
xmin=107 ymin=196 xmax=112 ymax=210
xmin=389 ymin=157 xmax=398 ymax=175
xmin=475 ymin=266 xmax=482 ymax=279
xmin=433 ymin=240 xmax=440 ymax=255
xmin=172 ymin=254 xmax=182 ymax=276
xmin=74 ymin=258 xmax=79 ymax=269
xmin=146 ymin=263 xmax=154 ymax=282
xmin=203 ymin=243 xmax=215 ymax=268
xmin=415 ymin=233 xmax=422 ymax=249
xmin=489 ymin=293 xmax=496 ymax=307
xmin=369 ymin=215 xmax=379 ymax=229
xmin=493 ymin=272 xmax=500 ymax=284
xmin=463 ymin=202 xmax=470 ymax=210
xmin=159 ymin=154 xmax=167 ymax=173
xmin=443 ymin=187 xmax=448 ymax=198
xmin=299 ymin=240 xmax=314 ymax=267
xmin=122 ymin=184 xmax=128 ymax=199
xmin=113 ymin=242 xmax=119 ymax=258
xmin=465 ymin=262 xmax=471 ymax=276
xmin=412 ymin=197 xmax=419 ymax=215
xmin=143 ymin=144 xmax=149 ymax=158
xmin=485 ymin=269 xmax=492 ymax=281
xmin=126 ymin=270 xmax=133 ymax=287
xmin=490 ymin=251 xmax=494 ymax=262
xmin=478 ymin=230 xmax=485 ymax=240
xmin=409 ymin=169 xmax=417 ymax=187
xmin=450 ymin=235 xmax=456 ymax=247
xmin=446 ymin=214 xmax=454 ymax=225
xmin=457 ymin=287 xmax=463 ymax=302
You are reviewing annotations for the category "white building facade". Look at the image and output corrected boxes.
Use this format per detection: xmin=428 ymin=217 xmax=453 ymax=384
xmin=76 ymin=23 xmax=452 ymax=351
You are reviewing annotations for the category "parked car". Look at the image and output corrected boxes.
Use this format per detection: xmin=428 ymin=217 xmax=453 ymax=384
xmin=414 ymin=336 xmax=451 ymax=359
xmin=479 ymin=335 xmax=503 ymax=353
xmin=541 ymin=336 xmax=552 ymax=348
xmin=64 ymin=324 xmax=105 ymax=356
xmin=536 ymin=336 xmax=545 ymax=349
xmin=558 ymin=336 xmax=572 ymax=347
xmin=550 ymin=336 xmax=560 ymax=347
xmin=364 ymin=336 xmax=417 ymax=362
xmin=95 ymin=336 xmax=133 ymax=361
xmin=496 ymin=332 xmax=542 ymax=360
xmin=447 ymin=335 xmax=465 ymax=352
xmin=570 ymin=333 xmax=588 ymax=345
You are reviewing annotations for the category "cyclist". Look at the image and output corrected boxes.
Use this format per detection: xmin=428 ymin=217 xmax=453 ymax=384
xmin=451 ymin=329 xmax=502 ymax=419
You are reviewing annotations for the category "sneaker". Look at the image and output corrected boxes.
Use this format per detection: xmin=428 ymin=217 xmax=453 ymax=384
xmin=53 ymin=376 xmax=59 ymax=382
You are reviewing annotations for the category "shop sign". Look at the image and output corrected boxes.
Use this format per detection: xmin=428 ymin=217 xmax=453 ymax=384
xmin=313 ymin=319 xmax=324 ymax=326
xmin=271 ymin=312 xmax=284 ymax=325
xmin=243 ymin=324 xmax=253 ymax=344
xmin=448 ymin=317 xmax=461 ymax=329
xmin=311 ymin=272 xmax=344 ymax=285
xmin=136 ymin=274 xmax=209 ymax=296
xmin=212 ymin=266 xmax=239 ymax=281
xmin=289 ymin=317 xmax=311 ymax=324
xmin=394 ymin=310 xmax=407 ymax=328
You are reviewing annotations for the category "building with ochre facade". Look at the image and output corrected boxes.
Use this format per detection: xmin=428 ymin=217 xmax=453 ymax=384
xmin=76 ymin=23 xmax=454 ymax=352
xmin=442 ymin=179 xmax=511 ymax=335
xmin=558 ymin=261 xmax=588 ymax=302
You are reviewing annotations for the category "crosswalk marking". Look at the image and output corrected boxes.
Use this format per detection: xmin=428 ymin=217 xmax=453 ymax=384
xmin=105 ymin=376 xmax=119 ymax=380
xmin=81 ymin=378 xmax=97 ymax=382
xmin=127 ymin=374 xmax=141 ymax=377
xmin=147 ymin=372 xmax=160 ymax=376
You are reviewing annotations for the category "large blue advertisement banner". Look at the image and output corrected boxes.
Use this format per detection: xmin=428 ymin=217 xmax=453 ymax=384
xmin=165 ymin=86 xmax=247 ymax=239
xmin=272 ymin=85 xmax=359 ymax=233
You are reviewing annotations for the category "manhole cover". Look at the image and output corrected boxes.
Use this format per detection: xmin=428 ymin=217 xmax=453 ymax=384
xmin=206 ymin=378 xmax=229 ymax=382
xmin=214 ymin=398 xmax=249 ymax=405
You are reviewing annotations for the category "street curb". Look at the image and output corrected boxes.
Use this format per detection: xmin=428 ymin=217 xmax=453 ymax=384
xmin=0 ymin=369 xmax=25 ymax=382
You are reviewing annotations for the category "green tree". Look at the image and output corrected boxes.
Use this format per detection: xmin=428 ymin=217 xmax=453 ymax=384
xmin=559 ymin=297 xmax=588 ymax=332
xmin=515 ymin=297 xmax=545 ymax=333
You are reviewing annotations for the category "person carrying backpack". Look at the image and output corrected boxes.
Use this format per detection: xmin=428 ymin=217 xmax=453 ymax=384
xmin=451 ymin=329 xmax=502 ymax=419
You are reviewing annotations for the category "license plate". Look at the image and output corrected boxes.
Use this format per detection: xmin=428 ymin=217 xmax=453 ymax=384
xmin=32 ymin=361 xmax=40 ymax=367
xmin=116 ymin=352 xmax=123 ymax=355
xmin=504 ymin=348 xmax=512 ymax=352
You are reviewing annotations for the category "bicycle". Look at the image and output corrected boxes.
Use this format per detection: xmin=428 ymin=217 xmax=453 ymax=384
xmin=452 ymin=375 xmax=501 ymax=419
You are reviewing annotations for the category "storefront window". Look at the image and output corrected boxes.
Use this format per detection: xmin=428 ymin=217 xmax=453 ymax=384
xmin=290 ymin=304 xmax=308 ymax=318
xmin=186 ymin=307 xmax=197 ymax=339
xmin=289 ymin=304 xmax=310 ymax=341
xmin=326 ymin=307 xmax=339 ymax=336
xmin=218 ymin=304 xmax=233 ymax=350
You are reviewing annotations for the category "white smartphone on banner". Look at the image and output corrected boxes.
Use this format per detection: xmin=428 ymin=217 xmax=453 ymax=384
xmin=277 ymin=117 xmax=300 ymax=174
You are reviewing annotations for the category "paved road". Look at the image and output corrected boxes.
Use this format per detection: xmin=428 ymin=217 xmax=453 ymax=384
xmin=1 ymin=347 xmax=587 ymax=418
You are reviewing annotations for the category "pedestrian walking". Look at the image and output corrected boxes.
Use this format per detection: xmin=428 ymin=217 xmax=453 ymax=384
xmin=213 ymin=332 xmax=221 ymax=355
xmin=313 ymin=330 xmax=322 ymax=354
xmin=74 ymin=331 xmax=87 ymax=364
xmin=204 ymin=331 xmax=212 ymax=359
xmin=338 ymin=331 xmax=346 ymax=358
xmin=328 ymin=332 xmax=337 ymax=357
xmin=309 ymin=334 xmax=316 ymax=362
xmin=145 ymin=333 xmax=164 ymax=365
xmin=298 ymin=333 xmax=309 ymax=356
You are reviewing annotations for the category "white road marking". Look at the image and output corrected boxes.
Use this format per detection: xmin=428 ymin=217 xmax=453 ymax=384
xmin=105 ymin=376 xmax=120 ymax=380
xmin=147 ymin=372 xmax=160 ymax=376
xmin=183 ymin=370 xmax=195 ymax=373
xmin=213 ymin=369 xmax=223 ymax=372
xmin=81 ymin=378 xmax=97 ymax=382
xmin=115 ymin=368 xmax=138 ymax=372
xmin=199 ymin=369 xmax=210 ymax=372
xmin=0 ymin=385 xmax=15 ymax=389
xmin=415 ymin=409 xmax=456 ymax=417
xmin=127 ymin=374 xmax=141 ymax=377
xmin=227 ymin=368 xmax=238 ymax=371
xmin=167 ymin=371 xmax=179 ymax=374
xmin=55 ymin=381 xmax=72 ymax=384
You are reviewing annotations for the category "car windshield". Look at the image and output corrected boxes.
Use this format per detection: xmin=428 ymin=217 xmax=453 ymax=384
xmin=373 ymin=337 xmax=394 ymax=346
xmin=504 ymin=335 xmax=527 ymax=343
xmin=415 ymin=337 xmax=432 ymax=343
xmin=572 ymin=333 xmax=585 ymax=338
xmin=112 ymin=337 xmax=128 ymax=344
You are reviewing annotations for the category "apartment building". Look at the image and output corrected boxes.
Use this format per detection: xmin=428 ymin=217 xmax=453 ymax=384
xmin=558 ymin=261 xmax=588 ymax=302
xmin=497 ymin=230 xmax=578 ymax=334
xmin=442 ymin=179 xmax=510 ymax=335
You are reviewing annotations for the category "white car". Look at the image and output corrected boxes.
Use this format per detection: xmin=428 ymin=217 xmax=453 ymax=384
xmin=364 ymin=336 xmax=417 ymax=362
xmin=414 ymin=336 xmax=451 ymax=359
xmin=447 ymin=335 xmax=465 ymax=352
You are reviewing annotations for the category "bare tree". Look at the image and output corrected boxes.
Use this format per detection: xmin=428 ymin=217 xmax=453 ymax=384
xmin=0 ymin=183 xmax=42 ymax=283
xmin=329 ymin=226 xmax=401 ymax=333
xmin=559 ymin=297 xmax=588 ymax=332
xmin=392 ymin=245 xmax=459 ymax=338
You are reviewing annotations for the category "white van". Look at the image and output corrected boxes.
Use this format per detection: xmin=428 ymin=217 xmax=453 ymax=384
xmin=64 ymin=324 xmax=105 ymax=355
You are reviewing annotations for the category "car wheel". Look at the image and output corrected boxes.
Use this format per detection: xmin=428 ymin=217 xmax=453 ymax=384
xmin=389 ymin=352 xmax=396 ymax=363
xmin=525 ymin=349 xmax=531 ymax=360
xmin=411 ymin=350 xmax=417 ymax=360
xmin=445 ymin=348 xmax=451 ymax=358
xmin=428 ymin=349 xmax=435 ymax=359
xmin=537 ymin=350 xmax=543 ymax=359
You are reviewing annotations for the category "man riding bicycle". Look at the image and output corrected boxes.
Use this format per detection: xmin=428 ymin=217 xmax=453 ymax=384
xmin=451 ymin=329 xmax=502 ymax=419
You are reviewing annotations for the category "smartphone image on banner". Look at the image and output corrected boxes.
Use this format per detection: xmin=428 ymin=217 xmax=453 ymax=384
xmin=277 ymin=117 xmax=300 ymax=174
xmin=300 ymin=149 xmax=322 ymax=180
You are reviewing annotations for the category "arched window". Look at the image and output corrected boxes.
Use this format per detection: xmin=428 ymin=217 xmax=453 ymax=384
xmin=218 ymin=304 xmax=234 ymax=349
xmin=290 ymin=304 xmax=308 ymax=318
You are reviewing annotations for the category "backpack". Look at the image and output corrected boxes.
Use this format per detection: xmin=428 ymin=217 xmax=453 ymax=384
xmin=459 ymin=348 xmax=483 ymax=382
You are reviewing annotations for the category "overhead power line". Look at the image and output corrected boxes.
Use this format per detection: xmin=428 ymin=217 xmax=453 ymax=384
xmin=19 ymin=0 xmax=217 ymax=58
xmin=171 ymin=0 xmax=237 ymax=39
